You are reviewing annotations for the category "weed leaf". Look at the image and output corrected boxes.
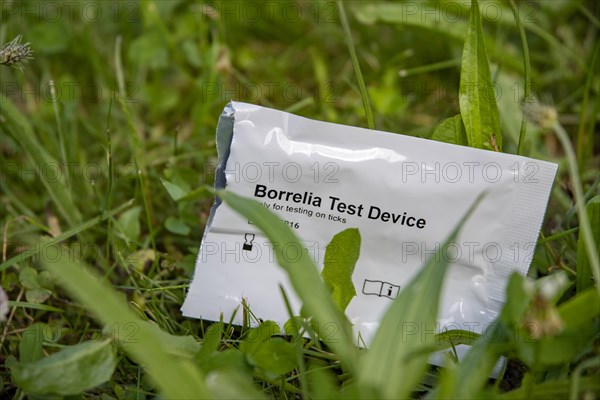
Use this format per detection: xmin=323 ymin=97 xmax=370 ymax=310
xmin=432 ymin=115 xmax=468 ymax=146
xmin=11 ymin=339 xmax=117 ymax=396
xmin=19 ymin=323 xmax=47 ymax=364
xmin=247 ymin=339 xmax=297 ymax=377
xmin=322 ymin=228 xmax=360 ymax=312
xmin=160 ymin=178 xmax=188 ymax=201
xmin=459 ymin=0 xmax=502 ymax=150
xmin=112 ymin=320 xmax=201 ymax=359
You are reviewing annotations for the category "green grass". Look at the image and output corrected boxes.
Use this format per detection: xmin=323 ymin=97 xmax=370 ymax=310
xmin=1 ymin=0 xmax=599 ymax=398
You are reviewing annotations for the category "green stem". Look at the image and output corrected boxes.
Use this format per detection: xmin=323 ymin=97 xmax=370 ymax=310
xmin=509 ymin=0 xmax=531 ymax=155
xmin=553 ymin=122 xmax=600 ymax=294
xmin=399 ymin=58 xmax=461 ymax=78
xmin=576 ymin=40 xmax=600 ymax=173
xmin=105 ymin=96 xmax=114 ymax=269
xmin=337 ymin=1 xmax=374 ymax=130
xmin=49 ymin=80 xmax=71 ymax=189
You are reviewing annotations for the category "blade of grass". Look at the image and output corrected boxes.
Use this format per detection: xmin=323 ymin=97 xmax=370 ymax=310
xmin=576 ymin=196 xmax=600 ymax=292
xmin=217 ymin=190 xmax=359 ymax=374
xmin=398 ymin=58 xmax=461 ymax=78
xmin=509 ymin=0 xmax=532 ymax=155
xmin=104 ymin=96 xmax=114 ymax=269
xmin=8 ymin=301 xmax=65 ymax=313
xmin=338 ymin=0 xmax=374 ymax=130
xmin=48 ymin=80 xmax=71 ymax=190
xmin=0 ymin=95 xmax=81 ymax=226
xmin=114 ymin=36 xmax=157 ymax=258
xmin=358 ymin=192 xmax=486 ymax=399
xmin=0 ymin=200 xmax=133 ymax=271
xmin=577 ymin=3 xmax=600 ymax=28
xmin=40 ymin=252 xmax=210 ymax=398
xmin=576 ymin=40 xmax=600 ymax=172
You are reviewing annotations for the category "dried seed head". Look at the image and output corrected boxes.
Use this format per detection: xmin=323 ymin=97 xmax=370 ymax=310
xmin=521 ymin=95 xmax=558 ymax=130
xmin=0 ymin=35 xmax=34 ymax=71
xmin=521 ymin=272 xmax=568 ymax=339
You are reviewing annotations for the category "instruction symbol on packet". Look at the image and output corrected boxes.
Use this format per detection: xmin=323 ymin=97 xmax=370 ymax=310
xmin=362 ymin=279 xmax=400 ymax=300
xmin=243 ymin=233 xmax=255 ymax=251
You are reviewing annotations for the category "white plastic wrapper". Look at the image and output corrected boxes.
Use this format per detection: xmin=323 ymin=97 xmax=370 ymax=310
xmin=182 ymin=101 xmax=557 ymax=352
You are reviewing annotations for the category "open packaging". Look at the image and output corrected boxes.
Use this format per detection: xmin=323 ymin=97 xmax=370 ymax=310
xmin=182 ymin=101 xmax=558 ymax=371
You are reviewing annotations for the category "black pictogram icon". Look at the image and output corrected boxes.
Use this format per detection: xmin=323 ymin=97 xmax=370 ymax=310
xmin=243 ymin=233 xmax=255 ymax=251
xmin=362 ymin=279 xmax=400 ymax=300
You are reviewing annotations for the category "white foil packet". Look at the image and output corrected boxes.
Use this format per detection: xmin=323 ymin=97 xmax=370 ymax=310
xmin=182 ymin=101 xmax=557 ymax=348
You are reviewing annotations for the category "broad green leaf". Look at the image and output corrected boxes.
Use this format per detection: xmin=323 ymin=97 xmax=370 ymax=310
xmin=25 ymin=289 xmax=52 ymax=304
xmin=11 ymin=339 xmax=117 ymax=396
xmin=115 ymin=206 xmax=141 ymax=241
xmin=307 ymin=362 xmax=340 ymax=400
xmin=19 ymin=267 xmax=40 ymax=290
xmin=499 ymin=273 xmax=532 ymax=325
xmin=558 ymin=288 xmax=600 ymax=328
xmin=37 ymin=271 xmax=54 ymax=290
xmin=322 ymin=228 xmax=361 ymax=312
xmin=128 ymin=31 xmax=168 ymax=70
xmin=178 ymin=186 xmax=212 ymax=202
xmin=161 ymin=179 xmax=211 ymax=203
xmin=431 ymin=115 xmax=468 ymax=146
xmin=183 ymin=39 xmax=202 ymax=68
xmin=165 ymin=217 xmax=191 ymax=235
xmin=204 ymin=369 xmax=266 ymax=399
xmin=197 ymin=322 xmax=223 ymax=362
xmin=239 ymin=320 xmax=281 ymax=356
xmin=217 ymin=190 xmax=359 ymax=373
xmin=352 ymin=3 xmax=468 ymax=41
xmin=283 ymin=316 xmax=305 ymax=337
xmin=40 ymin=252 xmax=210 ymax=398
xmin=459 ymin=0 xmax=502 ymax=150
xmin=110 ymin=321 xmax=201 ymax=359
xmin=160 ymin=178 xmax=188 ymax=201
xmin=358 ymin=192 xmax=486 ymax=399
xmin=202 ymin=349 xmax=251 ymax=374
xmin=19 ymin=323 xmax=47 ymax=363
xmin=576 ymin=195 xmax=600 ymax=291
xmin=247 ymin=339 xmax=297 ymax=376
